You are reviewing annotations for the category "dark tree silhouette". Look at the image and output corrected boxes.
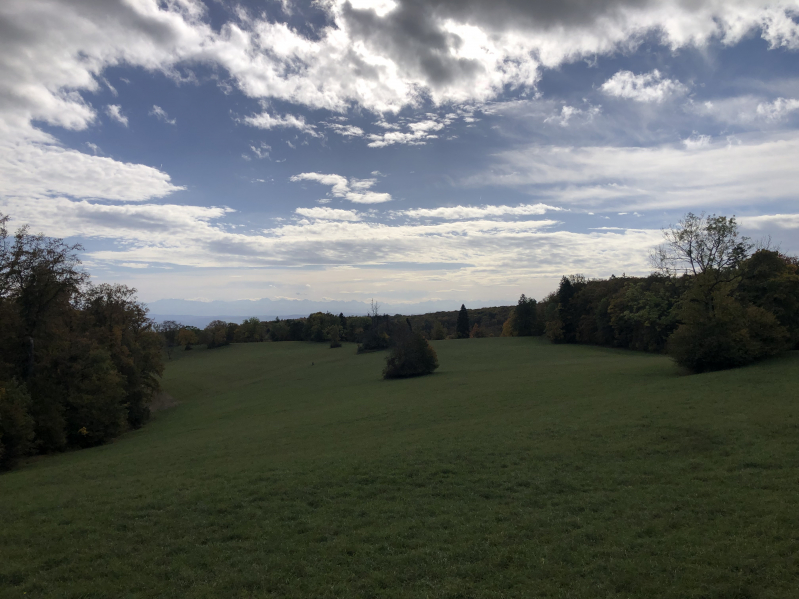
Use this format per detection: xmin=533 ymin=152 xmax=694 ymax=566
xmin=456 ymin=304 xmax=470 ymax=338
xmin=514 ymin=294 xmax=538 ymax=336
xmin=383 ymin=330 xmax=439 ymax=379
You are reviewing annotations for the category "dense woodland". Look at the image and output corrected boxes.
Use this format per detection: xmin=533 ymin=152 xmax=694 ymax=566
xmin=2 ymin=211 xmax=798 ymax=470
xmin=538 ymin=215 xmax=799 ymax=372
xmin=0 ymin=214 xmax=162 ymax=469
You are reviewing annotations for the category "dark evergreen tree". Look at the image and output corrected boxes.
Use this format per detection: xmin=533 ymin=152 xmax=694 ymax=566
xmin=456 ymin=304 xmax=470 ymax=338
xmin=514 ymin=294 xmax=538 ymax=336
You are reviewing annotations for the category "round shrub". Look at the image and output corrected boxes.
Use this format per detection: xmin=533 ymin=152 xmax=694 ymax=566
xmin=383 ymin=332 xmax=439 ymax=379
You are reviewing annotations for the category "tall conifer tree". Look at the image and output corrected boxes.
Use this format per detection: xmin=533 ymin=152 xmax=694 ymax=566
xmin=456 ymin=304 xmax=470 ymax=338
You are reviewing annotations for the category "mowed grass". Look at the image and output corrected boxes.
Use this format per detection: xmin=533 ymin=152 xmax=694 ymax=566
xmin=2 ymin=339 xmax=798 ymax=599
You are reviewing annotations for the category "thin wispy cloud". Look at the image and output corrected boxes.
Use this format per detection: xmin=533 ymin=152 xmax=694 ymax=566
xmin=400 ymin=204 xmax=562 ymax=220
xmin=242 ymin=106 xmax=320 ymax=136
xmin=149 ymin=105 xmax=176 ymax=125
xmin=296 ymin=207 xmax=362 ymax=221
xmin=105 ymin=104 xmax=128 ymax=126
xmin=325 ymin=123 xmax=365 ymax=138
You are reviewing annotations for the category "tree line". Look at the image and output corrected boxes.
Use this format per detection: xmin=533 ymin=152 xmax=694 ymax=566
xmin=160 ymin=212 xmax=797 ymax=376
xmin=535 ymin=214 xmax=799 ymax=372
xmin=158 ymin=302 xmax=516 ymax=356
xmin=0 ymin=215 xmax=163 ymax=470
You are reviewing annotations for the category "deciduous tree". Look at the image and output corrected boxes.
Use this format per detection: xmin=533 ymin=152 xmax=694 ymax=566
xmin=651 ymin=212 xmax=752 ymax=277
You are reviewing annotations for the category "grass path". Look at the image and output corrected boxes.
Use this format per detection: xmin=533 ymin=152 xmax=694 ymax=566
xmin=1 ymin=338 xmax=798 ymax=598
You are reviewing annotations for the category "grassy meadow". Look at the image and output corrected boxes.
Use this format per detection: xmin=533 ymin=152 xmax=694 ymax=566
xmin=1 ymin=338 xmax=798 ymax=598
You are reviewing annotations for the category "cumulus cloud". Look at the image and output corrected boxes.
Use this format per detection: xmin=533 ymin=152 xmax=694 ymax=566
xmin=2 ymin=0 xmax=798 ymax=135
xmin=295 ymin=207 xmax=362 ymax=221
xmin=105 ymin=105 xmax=129 ymax=126
xmin=149 ymin=105 xmax=176 ymax=125
xmin=600 ymin=70 xmax=687 ymax=103
xmin=400 ymin=203 xmax=561 ymax=220
xmin=471 ymin=131 xmax=799 ymax=211
xmin=367 ymin=118 xmax=446 ymax=147
xmin=290 ymin=172 xmax=393 ymax=204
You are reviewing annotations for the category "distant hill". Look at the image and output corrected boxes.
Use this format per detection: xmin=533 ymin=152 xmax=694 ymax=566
xmin=147 ymin=297 xmax=515 ymax=327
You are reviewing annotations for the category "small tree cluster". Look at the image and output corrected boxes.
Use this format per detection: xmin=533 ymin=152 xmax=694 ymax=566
xmin=358 ymin=301 xmax=393 ymax=352
xmin=383 ymin=325 xmax=439 ymax=379
xmin=501 ymin=294 xmax=541 ymax=336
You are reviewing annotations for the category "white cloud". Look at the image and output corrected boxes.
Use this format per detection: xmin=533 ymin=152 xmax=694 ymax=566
xmin=689 ymin=94 xmax=799 ymax=126
xmin=400 ymin=203 xmax=561 ymax=220
xmin=0 ymin=133 xmax=184 ymax=202
xmin=326 ymin=123 xmax=365 ymax=137
xmin=91 ymin=216 xmax=658 ymax=282
xmin=250 ymin=142 xmax=271 ymax=159
xmin=471 ymin=131 xmax=799 ymax=211
xmin=105 ymin=104 xmax=128 ymax=126
xmin=544 ymin=104 xmax=601 ymax=126
xmin=0 ymin=196 xmax=229 ymax=241
xmin=2 ymin=0 xmax=798 ymax=136
xmin=295 ymin=207 xmax=362 ymax=221
xmin=149 ymin=105 xmax=176 ymax=125
xmin=760 ymin=8 xmax=799 ymax=49
xmin=290 ymin=172 xmax=393 ymax=204
xmin=17 ymin=195 xmax=652 ymax=279
xmin=241 ymin=107 xmax=319 ymax=136
xmin=600 ymin=70 xmax=687 ymax=103
xmin=739 ymin=213 xmax=799 ymax=230
xmin=367 ymin=118 xmax=446 ymax=147
xmin=682 ymin=133 xmax=712 ymax=149
xmin=756 ymin=97 xmax=799 ymax=120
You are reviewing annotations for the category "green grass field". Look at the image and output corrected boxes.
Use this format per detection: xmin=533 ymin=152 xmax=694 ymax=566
xmin=2 ymin=338 xmax=798 ymax=598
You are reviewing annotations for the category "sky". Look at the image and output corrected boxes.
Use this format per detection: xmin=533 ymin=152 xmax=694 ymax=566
xmin=2 ymin=0 xmax=799 ymax=309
